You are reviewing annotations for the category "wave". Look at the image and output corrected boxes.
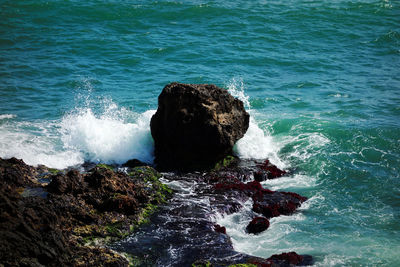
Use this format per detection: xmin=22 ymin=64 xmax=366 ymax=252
xmin=0 ymin=98 xmax=155 ymax=169
xmin=0 ymin=121 xmax=83 ymax=169
xmin=60 ymin=106 xmax=155 ymax=165
xmin=0 ymin=114 xmax=17 ymax=120
xmin=0 ymin=79 xmax=280 ymax=171
xmin=227 ymin=78 xmax=286 ymax=169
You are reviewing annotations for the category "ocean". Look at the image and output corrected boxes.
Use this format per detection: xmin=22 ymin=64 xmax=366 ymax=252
xmin=1 ymin=0 xmax=399 ymax=266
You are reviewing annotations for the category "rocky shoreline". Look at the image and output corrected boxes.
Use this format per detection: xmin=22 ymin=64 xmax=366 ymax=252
xmin=1 ymin=83 xmax=314 ymax=266
xmin=0 ymin=157 xmax=171 ymax=266
xmin=0 ymin=156 xmax=312 ymax=266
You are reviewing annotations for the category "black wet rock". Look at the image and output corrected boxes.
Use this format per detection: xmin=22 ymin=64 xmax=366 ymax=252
xmin=254 ymin=160 xmax=287 ymax=182
xmin=122 ymin=158 xmax=148 ymax=168
xmin=0 ymin=157 xmax=171 ymax=266
xmin=246 ymin=217 xmax=270 ymax=234
xmin=150 ymin=82 xmax=249 ymax=171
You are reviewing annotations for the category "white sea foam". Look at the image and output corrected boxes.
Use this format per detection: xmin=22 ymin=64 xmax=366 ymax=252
xmin=281 ymin=132 xmax=330 ymax=162
xmin=0 ymin=121 xmax=83 ymax=169
xmin=0 ymin=114 xmax=17 ymax=120
xmin=226 ymin=78 xmax=285 ymax=169
xmin=313 ymin=255 xmax=350 ymax=267
xmin=60 ymin=107 xmax=155 ymax=165
xmin=0 ymin=98 xmax=155 ymax=168
xmin=226 ymin=77 xmax=250 ymax=109
xmin=261 ymin=173 xmax=317 ymax=191
xmin=215 ymin=198 xmax=308 ymax=258
xmin=234 ymin=117 xmax=285 ymax=168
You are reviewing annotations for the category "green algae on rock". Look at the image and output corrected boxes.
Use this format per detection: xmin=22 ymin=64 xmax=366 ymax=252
xmin=0 ymin=157 xmax=172 ymax=266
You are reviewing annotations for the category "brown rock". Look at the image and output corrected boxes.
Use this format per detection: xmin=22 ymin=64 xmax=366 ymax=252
xmin=150 ymin=82 xmax=249 ymax=170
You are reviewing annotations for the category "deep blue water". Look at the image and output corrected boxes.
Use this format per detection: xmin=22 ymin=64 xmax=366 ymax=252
xmin=1 ymin=0 xmax=399 ymax=265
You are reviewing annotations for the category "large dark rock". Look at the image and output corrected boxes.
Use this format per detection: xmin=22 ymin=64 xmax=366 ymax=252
xmin=150 ymin=82 xmax=249 ymax=170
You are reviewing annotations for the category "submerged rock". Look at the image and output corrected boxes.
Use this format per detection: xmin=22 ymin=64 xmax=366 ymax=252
xmin=249 ymin=252 xmax=313 ymax=266
xmin=214 ymin=179 xmax=307 ymax=220
xmin=150 ymin=82 xmax=249 ymax=170
xmin=254 ymin=160 xmax=287 ymax=181
xmin=246 ymin=217 xmax=270 ymax=234
xmin=214 ymin=224 xmax=227 ymax=234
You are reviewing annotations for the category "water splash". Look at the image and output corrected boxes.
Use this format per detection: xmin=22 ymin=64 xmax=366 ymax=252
xmin=234 ymin=117 xmax=285 ymax=169
xmin=0 ymin=95 xmax=155 ymax=168
xmin=60 ymin=102 xmax=155 ymax=164
xmin=226 ymin=77 xmax=251 ymax=110
xmin=0 ymin=121 xmax=83 ymax=169
xmin=0 ymin=114 xmax=17 ymax=120
xmin=226 ymin=78 xmax=285 ymax=168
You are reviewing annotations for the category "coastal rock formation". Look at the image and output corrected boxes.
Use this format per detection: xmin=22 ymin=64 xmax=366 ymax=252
xmin=249 ymin=252 xmax=313 ymax=266
xmin=214 ymin=179 xmax=307 ymax=220
xmin=254 ymin=159 xmax=287 ymax=181
xmin=0 ymin=157 xmax=171 ymax=266
xmin=0 ymin=156 xmax=312 ymax=266
xmin=246 ymin=217 xmax=270 ymax=234
xmin=150 ymin=82 xmax=249 ymax=170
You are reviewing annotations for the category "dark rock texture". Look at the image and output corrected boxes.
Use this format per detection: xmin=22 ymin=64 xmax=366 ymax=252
xmin=122 ymin=158 xmax=148 ymax=168
xmin=246 ymin=217 xmax=270 ymax=234
xmin=249 ymin=252 xmax=313 ymax=267
xmin=268 ymin=252 xmax=304 ymax=265
xmin=214 ymin=179 xmax=307 ymax=219
xmin=150 ymin=82 xmax=249 ymax=170
xmin=113 ymin=158 xmax=312 ymax=267
xmin=254 ymin=160 xmax=287 ymax=181
xmin=214 ymin=224 xmax=227 ymax=234
xmin=0 ymin=158 xmax=171 ymax=266
xmin=0 ymin=156 xmax=312 ymax=267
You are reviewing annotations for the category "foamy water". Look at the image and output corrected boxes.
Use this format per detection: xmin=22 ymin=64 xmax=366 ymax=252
xmin=0 ymin=82 xmax=275 ymax=170
xmin=1 ymin=78 xmax=399 ymax=265
xmin=60 ymin=107 xmax=155 ymax=165
xmin=0 ymin=100 xmax=156 ymax=168
xmin=0 ymin=114 xmax=17 ymax=120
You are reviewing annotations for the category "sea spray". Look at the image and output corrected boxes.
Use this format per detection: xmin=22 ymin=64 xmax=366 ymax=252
xmin=234 ymin=118 xmax=285 ymax=169
xmin=60 ymin=105 xmax=155 ymax=165
xmin=226 ymin=78 xmax=251 ymax=110
xmin=0 ymin=120 xmax=83 ymax=169
xmin=227 ymin=78 xmax=286 ymax=168
xmin=0 ymin=99 xmax=156 ymax=168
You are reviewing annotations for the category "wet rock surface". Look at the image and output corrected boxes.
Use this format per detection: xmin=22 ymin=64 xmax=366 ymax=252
xmin=0 ymin=157 xmax=170 ymax=266
xmin=246 ymin=217 xmax=270 ymax=234
xmin=150 ymin=82 xmax=249 ymax=170
xmin=112 ymin=157 xmax=312 ymax=266
xmin=254 ymin=159 xmax=288 ymax=181
xmin=0 ymin=157 xmax=312 ymax=267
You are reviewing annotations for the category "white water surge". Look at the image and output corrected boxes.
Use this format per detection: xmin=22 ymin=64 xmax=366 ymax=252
xmin=60 ymin=106 xmax=155 ymax=165
xmin=0 ymin=100 xmax=155 ymax=169
xmin=0 ymin=81 xmax=280 ymax=171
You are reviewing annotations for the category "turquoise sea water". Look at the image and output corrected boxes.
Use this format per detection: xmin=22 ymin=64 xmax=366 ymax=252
xmin=1 ymin=0 xmax=399 ymax=265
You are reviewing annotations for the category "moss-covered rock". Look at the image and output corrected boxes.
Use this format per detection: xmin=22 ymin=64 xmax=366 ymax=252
xmin=0 ymin=158 xmax=173 ymax=266
xmin=192 ymin=260 xmax=213 ymax=267
xmin=95 ymin=163 xmax=115 ymax=170
xmin=213 ymin=155 xmax=237 ymax=171
xmin=228 ymin=264 xmax=257 ymax=267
